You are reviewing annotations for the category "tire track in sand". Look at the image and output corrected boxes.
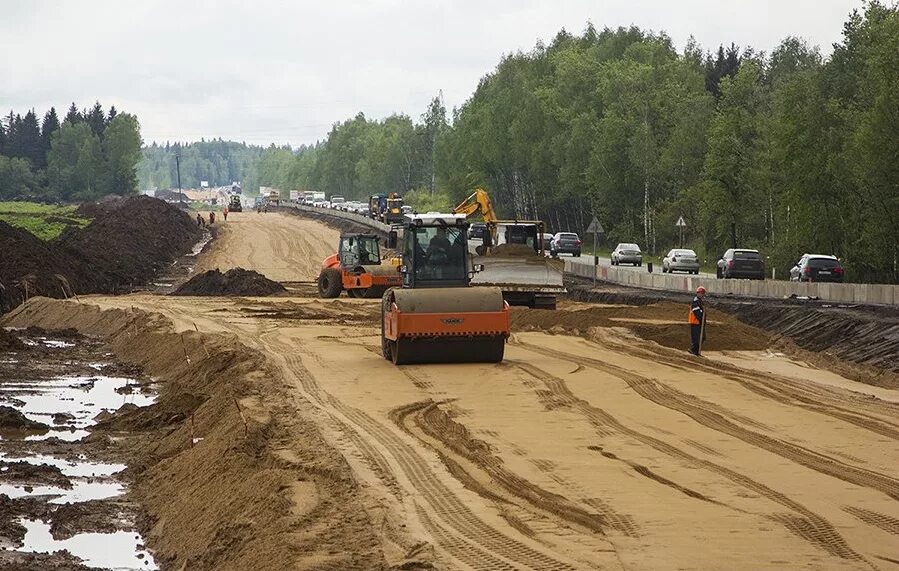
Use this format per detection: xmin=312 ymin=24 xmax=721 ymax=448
xmin=518 ymin=341 xmax=899 ymax=501
xmin=506 ymin=355 xmax=864 ymax=561
xmin=262 ymin=334 xmax=579 ymax=570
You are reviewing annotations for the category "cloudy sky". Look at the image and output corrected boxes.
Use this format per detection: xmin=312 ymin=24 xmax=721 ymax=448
xmin=2 ymin=0 xmax=864 ymax=147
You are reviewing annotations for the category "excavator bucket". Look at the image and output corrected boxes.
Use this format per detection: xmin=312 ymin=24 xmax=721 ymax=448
xmin=382 ymin=287 xmax=510 ymax=365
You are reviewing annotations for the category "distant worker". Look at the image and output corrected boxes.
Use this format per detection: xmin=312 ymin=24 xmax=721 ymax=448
xmin=196 ymin=213 xmax=203 ymax=227
xmin=689 ymin=286 xmax=706 ymax=356
xmin=209 ymin=211 xmax=215 ymax=225
xmin=223 ymin=206 xmax=228 ymax=221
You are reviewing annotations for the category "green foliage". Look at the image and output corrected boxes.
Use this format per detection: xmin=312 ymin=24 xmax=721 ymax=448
xmin=0 ymin=201 xmax=89 ymax=241
xmin=46 ymin=122 xmax=106 ymax=201
xmin=104 ymin=113 xmax=143 ymax=195
xmin=0 ymin=156 xmax=40 ymax=200
xmin=138 ymin=140 xmax=263 ymax=191
xmin=403 ymin=189 xmax=452 ymax=213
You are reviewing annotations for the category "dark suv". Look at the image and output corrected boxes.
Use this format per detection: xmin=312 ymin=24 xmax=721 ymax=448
xmin=790 ymin=254 xmax=844 ymax=283
xmin=716 ymin=249 xmax=765 ymax=280
xmin=468 ymin=223 xmax=487 ymax=240
xmin=551 ymin=232 xmax=582 ymax=257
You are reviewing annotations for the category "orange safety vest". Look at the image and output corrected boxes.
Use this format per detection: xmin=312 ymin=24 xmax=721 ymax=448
xmin=688 ymin=297 xmax=702 ymax=325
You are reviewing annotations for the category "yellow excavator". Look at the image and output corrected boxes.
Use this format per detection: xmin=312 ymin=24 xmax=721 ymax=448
xmin=452 ymin=189 xmax=564 ymax=309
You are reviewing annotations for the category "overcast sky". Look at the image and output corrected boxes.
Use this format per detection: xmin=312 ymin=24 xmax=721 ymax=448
xmin=2 ymin=0 xmax=864 ymax=147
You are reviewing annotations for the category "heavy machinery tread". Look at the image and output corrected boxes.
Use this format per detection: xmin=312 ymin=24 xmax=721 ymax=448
xmin=318 ymin=268 xmax=343 ymax=298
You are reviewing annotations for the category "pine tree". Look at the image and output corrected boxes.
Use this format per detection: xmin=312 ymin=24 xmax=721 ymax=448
xmin=5 ymin=113 xmax=23 ymax=160
xmin=19 ymin=110 xmax=43 ymax=168
xmin=65 ymin=102 xmax=82 ymax=124
xmin=40 ymin=107 xmax=60 ymax=169
xmin=107 ymin=105 xmax=118 ymax=125
xmin=0 ymin=115 xmax=6 ymax=156
xmin=86 ymin=101 xmax=105 ymax=137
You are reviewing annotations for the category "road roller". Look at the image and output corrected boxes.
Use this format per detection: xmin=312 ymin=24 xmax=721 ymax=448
xmin=318 ymin=233 xmax=402 ymax=298
xmin=381 ymin=213 xmax=510 ymax=365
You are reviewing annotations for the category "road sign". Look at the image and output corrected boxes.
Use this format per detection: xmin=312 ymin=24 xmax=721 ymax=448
xmin=586 ymin=217 xmax=604 ymax=234
xmin=675 ymin=216 xmax=687 ymax=227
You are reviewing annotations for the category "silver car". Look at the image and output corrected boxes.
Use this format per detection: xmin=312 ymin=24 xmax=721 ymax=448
xmin=663 ymin=248 xmax=700 ymax=274
xmin=612 ymin=243 xmax=642 ymax=266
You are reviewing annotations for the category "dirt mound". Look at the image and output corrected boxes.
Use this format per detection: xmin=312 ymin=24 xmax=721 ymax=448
xmin=511 ymin=301 xmax=772 ymax=352
xmin=58 ymin=195 xmax=201 ymax=292
xmin=172 ymin=268 xmax=286 ymax=297
xmin=489 ymin=244 xmax=539 ymax=257
xmin=0 ymin=329 xmax=25 ymax=351
xmin=0 ymin=197 xmax=201 ymax=313
xmin=72 ymin=195 xmax=127 ymax=219
xmin=0 ymin=221 xmax=99 ymax=312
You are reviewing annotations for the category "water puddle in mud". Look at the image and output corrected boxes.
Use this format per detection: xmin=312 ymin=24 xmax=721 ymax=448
xmin=0 ymin=327 xmax=158 ymax=569
xmin=19 ymin=519 xmax=155 ymax=569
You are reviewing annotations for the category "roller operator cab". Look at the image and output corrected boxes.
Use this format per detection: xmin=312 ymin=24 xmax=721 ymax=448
xmin=318 ymin=234 xmax=402 ymax=299
xmin=381 ymin=213 xmax=510 ymax=365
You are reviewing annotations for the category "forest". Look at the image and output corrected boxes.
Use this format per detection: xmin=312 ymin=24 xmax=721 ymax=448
xmin=0 ymin=102 xmax=142 ymax=202
xmin=138 ymin=140 xmax=266 ymax=191
xmin=246 ymin=2 xmax=897 ymax=282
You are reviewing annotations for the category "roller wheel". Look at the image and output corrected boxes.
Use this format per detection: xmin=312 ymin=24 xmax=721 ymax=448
xmin=381 ymin=292 xmax=392 ymax=361
xmin=318 ymin=268 xmax=343 ymax=298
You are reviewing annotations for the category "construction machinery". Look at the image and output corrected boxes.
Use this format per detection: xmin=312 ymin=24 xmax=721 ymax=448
xmin=228 ymin=194 xmax=242 ymax=213
xmin=318 ymin=234 xmax=402 ymax=298
xmin=453 ymin=189 xmax=564 ymax=310
xmin=381 ymin=213 xmax=510 ymax=365
xmin=380 ymin=195 xmax=404 ymax=225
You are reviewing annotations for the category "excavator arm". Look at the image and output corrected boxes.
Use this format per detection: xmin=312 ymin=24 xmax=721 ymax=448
xmin=453 ymin=189 xmax=498 ymax=223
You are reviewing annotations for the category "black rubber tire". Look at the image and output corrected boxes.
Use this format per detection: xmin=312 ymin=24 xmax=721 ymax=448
xmin=574 ymin=251 xmax=581 ymax=257
xmin=318 ymin=268 xmax=343 ymax=298
xmin=381 ymin=292 xmax=392 ymax=360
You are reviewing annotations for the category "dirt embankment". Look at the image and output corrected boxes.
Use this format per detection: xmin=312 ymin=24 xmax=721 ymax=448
xmin=172 ymin=268 xmax=286 ymax=297
xmin=512 ymin=300 xmax=772 ymax=352
xmin=0 ymin=196 xmax=201 ymax=313
xmin=4 ymin=297 xmax=388 ymax=570
xmin=565 ymin=281 xmax=899 ymax=385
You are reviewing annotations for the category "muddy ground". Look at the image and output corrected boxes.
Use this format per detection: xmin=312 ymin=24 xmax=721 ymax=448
xmin=3 ymin=210 xmax=897 ymax=570
xmin=0 ymin=326 xmax=156 ymax=570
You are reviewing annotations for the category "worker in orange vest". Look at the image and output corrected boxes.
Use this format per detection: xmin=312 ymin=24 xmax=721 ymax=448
xmin=689 ymin=286 xmax=706 ymax=356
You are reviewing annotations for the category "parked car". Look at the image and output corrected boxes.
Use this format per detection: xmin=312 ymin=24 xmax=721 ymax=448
xmin=551 ymin=232 xmax=582 ymax=257
xmin=611 ymin=243 xmax=642 ymax=266
xmin=662 ymin=248 xmax=700 ymax=274
xmin=790 ymin=254 xmax=844 ymax=283
xmin=717 ymin=249 xmax=765 ymax=280
xmin=468 ymin=222 xmax=487 ymax=240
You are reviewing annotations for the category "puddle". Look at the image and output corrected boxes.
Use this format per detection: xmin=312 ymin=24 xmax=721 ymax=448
xmin=0 ymin=375 xmax=155 ymax=439
xmin=0 ymin=329 xmax=159 ymax=569
xmin=17 ymin=519 xmax=156 ymax=569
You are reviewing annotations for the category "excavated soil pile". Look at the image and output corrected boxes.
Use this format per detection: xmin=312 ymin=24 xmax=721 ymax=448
xmin=173 ymin=268 xmax=286 ymax=297
xmin=489 ymin=244 xmax=540 ymax=258
xmin=0 ymin=221 xmax=99 ymax=312
xmin=58 ymin=195 xmax=201 ymax=292
xmin=511 ymin=301 xmax=771 ymax=351
xmin=0 ymin=197 xmax=201 ymax=313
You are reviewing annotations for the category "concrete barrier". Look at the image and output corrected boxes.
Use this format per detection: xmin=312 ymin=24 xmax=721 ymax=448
xmin=286 ymin=204 xmax=393 ymax=235
xmin=565 ymin=259 xmax=898 ymax=306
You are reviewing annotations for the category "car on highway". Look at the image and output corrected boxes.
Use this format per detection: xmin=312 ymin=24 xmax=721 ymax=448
xmin=611 ymin=243 xmax=642 ymax=266
xmin=468 ymin=222 xmax=487 ymax=240
xmin=790 ymin=254 xmax=844 ymax=283
xmin=716 ymin=248 xmax=765 ymax=280
xmin=540 ymin=232 xmax=554 ymax=254
xmin=662 ymin=248 xmax=700 ymax=274
xmin=550 ymin=232 xmax=582 ymax=257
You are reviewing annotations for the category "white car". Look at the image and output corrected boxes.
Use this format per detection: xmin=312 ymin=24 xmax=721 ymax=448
xmin=662 ymin=248 xmax=700 ymax=274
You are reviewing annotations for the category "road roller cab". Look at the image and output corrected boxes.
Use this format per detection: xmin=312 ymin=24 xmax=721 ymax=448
xmin=318 ymin=234 xmax=402 ymax=299
xmin=381 ymin=213 xmax=511 ymax=365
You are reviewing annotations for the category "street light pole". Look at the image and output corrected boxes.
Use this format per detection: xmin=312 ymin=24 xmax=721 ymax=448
xmin=175 ymin=153 xmax=183 ymax=205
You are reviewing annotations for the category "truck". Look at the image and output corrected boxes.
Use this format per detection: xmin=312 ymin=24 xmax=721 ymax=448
xmin=289 ymin=190 xmax=300 ymax=203
xmin=228 ymin=194 xmax=243 ymax=212
xmin=369 ymin=193 xmax=388 ymax=219
xmin=302 ymin=190 xmax=315 ymax=205
xmin=312 ymin=191 xmax=326 ymax=206
xmin=381 ymin=195 xmax=404 ymax=225
xmin=453 ymin=189 xmax=564 ymax=310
